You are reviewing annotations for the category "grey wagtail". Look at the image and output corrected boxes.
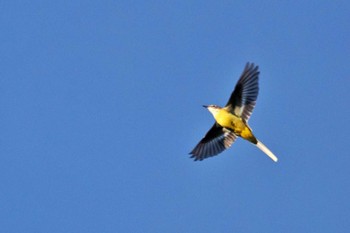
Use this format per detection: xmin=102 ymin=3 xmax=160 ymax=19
xmin=190 ymin=62 xmax=278 ymax=162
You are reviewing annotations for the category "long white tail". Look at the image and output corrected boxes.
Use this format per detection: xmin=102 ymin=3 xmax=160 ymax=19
xmin=256 ymin=140 xmax=278 ymax=162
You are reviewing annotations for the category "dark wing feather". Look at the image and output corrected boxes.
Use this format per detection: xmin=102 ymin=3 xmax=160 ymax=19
xmin=225 ymin=62 xmax=259 ymax=121
xmin=189 ymin=123 xmax=237 ymax=161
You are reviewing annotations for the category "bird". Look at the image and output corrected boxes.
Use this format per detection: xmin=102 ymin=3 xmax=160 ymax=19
xmin=189 ymin=62 xmax=278 ymax=162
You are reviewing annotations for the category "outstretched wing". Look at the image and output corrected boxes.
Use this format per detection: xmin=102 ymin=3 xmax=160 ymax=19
xmin=225 ymin=62 xmax=259 ymax=121
xmin=189 ymin=123 xmax=237 ymax=161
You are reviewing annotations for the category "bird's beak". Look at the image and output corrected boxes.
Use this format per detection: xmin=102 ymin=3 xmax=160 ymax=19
xmin=202 ymin=105 xmax=208 ymax=108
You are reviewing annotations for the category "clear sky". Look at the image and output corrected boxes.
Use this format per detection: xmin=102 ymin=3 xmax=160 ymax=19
xmin=1 ymin=1 xmax=350 ymax=233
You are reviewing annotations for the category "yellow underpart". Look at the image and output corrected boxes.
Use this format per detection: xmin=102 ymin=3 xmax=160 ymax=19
xmin=214 ymin=108 xmax=257 ymax=143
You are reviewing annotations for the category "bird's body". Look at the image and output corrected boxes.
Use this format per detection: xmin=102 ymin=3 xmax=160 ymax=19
xmin=190 ymin=62 xmax=278 ymax=162
xmin=211 ymin=107 xmax=257 ymax=144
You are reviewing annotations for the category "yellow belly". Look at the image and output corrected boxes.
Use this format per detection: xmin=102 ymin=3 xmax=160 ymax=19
xmin=215 ymin=109 xmax=257 ymax=143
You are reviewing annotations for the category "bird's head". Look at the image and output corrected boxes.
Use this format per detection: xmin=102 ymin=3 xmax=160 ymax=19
xmin=203 ymin=105 xmax=221 ymax=117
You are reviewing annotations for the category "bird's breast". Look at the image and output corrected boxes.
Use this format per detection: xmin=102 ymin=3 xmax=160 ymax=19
xmin=214 ymin=110 xmax=256 ymax=142
xmin=215 ymin=110 xmax=243 ymax=131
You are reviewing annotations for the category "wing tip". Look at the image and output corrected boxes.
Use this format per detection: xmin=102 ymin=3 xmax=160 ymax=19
xmin=245 ymin=62 xmax=259 ymax=71
xmin=189 ymin=153 xmax=200 ymax=161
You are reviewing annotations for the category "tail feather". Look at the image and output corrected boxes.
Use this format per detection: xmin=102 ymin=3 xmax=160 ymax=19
xmin=256 ymin=140 xmax=278 ymax=162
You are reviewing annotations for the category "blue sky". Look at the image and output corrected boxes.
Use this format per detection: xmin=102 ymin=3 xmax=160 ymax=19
xmin=1 ymin=1 xmax=350 ymax=232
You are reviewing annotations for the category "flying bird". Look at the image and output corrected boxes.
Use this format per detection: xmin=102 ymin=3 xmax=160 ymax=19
xmin=190 ymin=62 xmax=278 ymax=162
